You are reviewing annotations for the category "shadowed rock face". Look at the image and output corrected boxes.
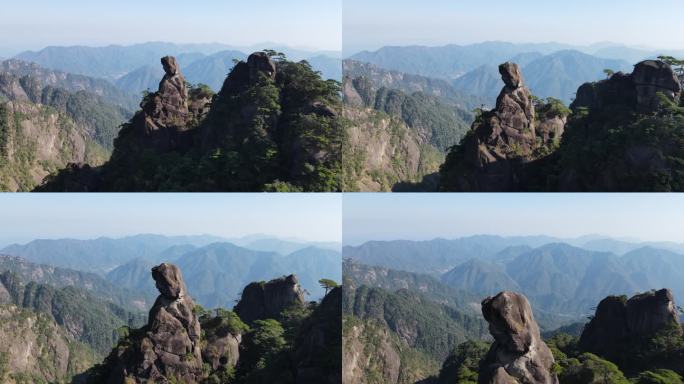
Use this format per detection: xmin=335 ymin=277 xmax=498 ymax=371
xmin=479 ymin=291 xmax=558 ymax=384
xmin=248 ymin=52 xmax=276 ymax=81
xmin=579 ymin=289 xmax=682 ymax=356
xmin=447 ymin=62 xmax=547 ymax=192
xmin=234 ymin=274 xmax=306 ymax=325
xmin=572 ymin=60 xmax=682 ymax=113
xmin=105 ymin=263 xmax=203 ymax=384
xmin=142 ymin=56 xmax=189 ymax=130
xmin=295 ymin=287 xmax=342 ymax=384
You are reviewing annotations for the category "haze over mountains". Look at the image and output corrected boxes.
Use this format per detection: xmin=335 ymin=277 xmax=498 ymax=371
xmin=344 ymin=234 xmax=684 ymax=318
xmin=348 ymin=41 xmax=684 ymax=103
xmin=15 ymin=41 xmax=342 ymax=94
xmin=1 ymin=233 xmax=342 ymax=308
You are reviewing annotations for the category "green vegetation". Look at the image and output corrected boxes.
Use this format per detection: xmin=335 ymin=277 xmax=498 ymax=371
xmin=343 ymin=316 xmax=440 ymax=384
xmin=437 ymin=341 xmax=490 ymax=384
xmin=547 ymin=328 xmax=684 ymax=383
xmin=343 ymin=284 xmax=488 ymax=361
xmin=555 ymin=92 xmax=684 ymax=191
xmin=319 ymin=278 xmax=339 ymax=295
xmin=0 ymin=99 xmax=108 ymax=191
xmin=0 ymin=271 xmax=145 ymax=355
xmin=42 ymin=54 xmax=342 ymax=191
xmin=0 ymin=304 xmax=99 ymax=384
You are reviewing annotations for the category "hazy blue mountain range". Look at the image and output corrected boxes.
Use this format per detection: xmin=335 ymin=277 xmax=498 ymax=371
xmin=0 ymin=234 xmax=225 ymax=272
xmin=350 ymin=44 xmax=637 ymax=104
xmin=342 ymin=235 xmax=561 ymax=274
xmin=15 ymin=42 xmax=342 ymax=94
xmin=349 ymin=41 xmax=684 ymax=80
xmin=1 ymin=234 xmax=342 ymax=310
xmin=347 ymin=42 xmax=684 ymax=104
xmin=345 ymin=236 xmax=684 ymax=318
xmin=107 ymin=243 xmax=341 ymax=308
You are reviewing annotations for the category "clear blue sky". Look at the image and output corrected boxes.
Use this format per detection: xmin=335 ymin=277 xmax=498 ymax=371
xmin=0 ymin=194 xmax=341 ymax=246
xmin=343 ymin=194 xmax=684 ymax=245
xmin=0 ymin=0 xmax=341 ymax=56
xmin=344 ymin=0 xmax=684 ymax=53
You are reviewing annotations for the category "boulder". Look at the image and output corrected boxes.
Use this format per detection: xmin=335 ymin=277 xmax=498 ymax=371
xmin=579 ymin=289 xmax=682 ymax=357
xmin=571 ymin=60 xmax=681 ymax=113
xmin=633 ymin=60 xmax=682 ymax=110
xmin=500 ymin=62 xmax=524 ymax=89
xmin=143 ymin=56 xmax=189 ymax=130
xmin=247 ymin=52 xmax=276 ymax=80
xmin=234 ymin=274 xmax=306 ymax=324
xmin=479 ymin=291 xmax=558 ymax=384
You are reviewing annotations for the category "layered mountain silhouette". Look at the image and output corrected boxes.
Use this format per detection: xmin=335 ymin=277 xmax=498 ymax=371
xmin=2 ymin=235 xmax=341 ymax=307
xmin=345 ymin=237 xmax=684 ymax=319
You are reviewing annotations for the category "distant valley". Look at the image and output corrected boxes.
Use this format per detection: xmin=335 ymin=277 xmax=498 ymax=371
xmin=1 ymin=234 xmax=341 ymax=306
xmin=16 ymin=41 xmax=342 ymax=94
xmin=349 ymin=41 xmax=684 ymax=103
xmin=343 ymin=235 xmax=684 ymax=318
xmin=343 ymin=234 xmax=684 ymax=383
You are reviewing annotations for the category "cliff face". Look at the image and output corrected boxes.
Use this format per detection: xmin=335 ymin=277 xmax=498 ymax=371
xmin=557 ymin=60 xmax=684 ymax=191
xmin=294 ymin=286 xmax=342 ymax=384
xmin=234 ymin=274 xmax=306 ymax=325
xmin=0 ymin=304 xmax=99 ymax=384
xmin=478 ymin=291 xmax=558 ymax=384
xmin=342 ymin=107 xmax=442 ymax=191
xmin=0 ymin=97 xmax=107 ymax=191
xmin=579 ymin=289 xmax=682 ymax=356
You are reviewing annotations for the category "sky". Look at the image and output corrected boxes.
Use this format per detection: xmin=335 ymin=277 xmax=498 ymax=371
xmin=343 ymin=0 xmax=684 ymax=54
xmin=0 ymin=194 xmax=341 ymax=246
xmin=0 ymin=0 xmax=341 ymax=56
xmin=343 ymin=194 xmax=684 ymax=245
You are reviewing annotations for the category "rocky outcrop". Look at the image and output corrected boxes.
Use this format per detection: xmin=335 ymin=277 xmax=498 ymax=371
xmin=200 ymin=316 xmax=241 ymax=371
xmin=342 ymin=319 xmax=401 ymax=384
xmin=234 ymin=274 xmax=306 ymax=324
xmin=572 ymin=60 xmax=682 ymax=113
xmin=579 ymin=289 xmax=682 ymax=356
xmin=478 ymin=291 xmax=558 ymax=384
xmin=441 ymin=62 xmax=562 ymax=192
xmin=142 ymin=56 xmax=189 ymax=130
xmin=104 ymin=263 xmax=203 ymax=384
xmin=295 ymin=286 xmax=342 ymax=384
xmin=0 ymin=305 xmax=98 ymax=383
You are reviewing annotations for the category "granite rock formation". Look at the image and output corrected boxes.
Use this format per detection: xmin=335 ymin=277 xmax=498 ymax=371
xmin=294 ymin=286 xmax=342 ymax=384
xmin=572 ymin=60 xmax=682 ymax=113
xmin=200 ymin=316 xmax=242 ymax=372
xmin=234 ymin=274 xmax=306 ymax=324
xmin=478 ymin=291 xmax=558 ymax=384
xmin=103 ymin=263 xmax=203 ymax=384
xmin=579 ymin=289 xmax=682 ymax=356
xmin=441 ymin=62 xmax=563 ymax=191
